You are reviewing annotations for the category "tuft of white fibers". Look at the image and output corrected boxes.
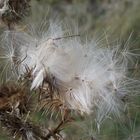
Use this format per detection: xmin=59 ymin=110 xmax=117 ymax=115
xmin=0 ymin=31 xmax=20 ymax=81
xmin=1 ymin=20 xmax=139 ymax=117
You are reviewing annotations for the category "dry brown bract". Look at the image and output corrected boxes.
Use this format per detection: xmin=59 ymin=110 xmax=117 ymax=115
xmin=0 ymin=0 xmax=30 ymax=28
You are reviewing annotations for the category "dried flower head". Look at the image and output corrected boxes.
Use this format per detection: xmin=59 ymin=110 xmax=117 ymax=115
xmin=0 ymin=82 xmax=32 ymax=115
xmin=0 ymin=20 xmax=139 ymax=122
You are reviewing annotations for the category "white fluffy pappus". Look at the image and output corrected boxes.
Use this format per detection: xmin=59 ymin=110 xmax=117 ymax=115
xmin=1 ymin=21 xmax=139 ymax=118
xmin=0 ymin=31 xmax=21 ymax=81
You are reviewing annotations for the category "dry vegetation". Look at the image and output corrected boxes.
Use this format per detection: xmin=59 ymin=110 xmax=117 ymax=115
xmin=0 ymin=0 xmax=139 ymax=140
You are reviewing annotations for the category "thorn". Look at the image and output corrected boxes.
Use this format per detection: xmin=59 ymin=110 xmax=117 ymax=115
xmin=53 ymin=34 xmax=80 ymax=40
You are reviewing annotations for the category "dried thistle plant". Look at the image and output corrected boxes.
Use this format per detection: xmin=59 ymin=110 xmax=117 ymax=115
xmin=0 ymin=19 xmax=139 ymax=139
xmin=0 ymin=1 xmax=139 ymax=140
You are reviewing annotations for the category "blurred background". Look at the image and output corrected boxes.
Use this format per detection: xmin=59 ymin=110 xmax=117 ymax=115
xmin=0 ymin=0 xmax=140 ymax=139
xmin=30 ymin=0 xmax=140 ymax=46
